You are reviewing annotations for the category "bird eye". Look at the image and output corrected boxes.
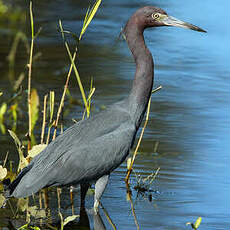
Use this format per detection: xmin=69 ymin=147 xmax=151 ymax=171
xmin=152 ymin=13 xmax=160 ymax=20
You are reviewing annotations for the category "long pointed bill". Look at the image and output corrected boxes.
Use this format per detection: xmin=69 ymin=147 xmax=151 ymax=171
xmin=162 ymin=15 xmax=207 ymax=33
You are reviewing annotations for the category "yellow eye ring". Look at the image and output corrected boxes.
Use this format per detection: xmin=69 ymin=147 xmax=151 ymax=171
xmin=152 ymin=13 xmax=160 ymax=19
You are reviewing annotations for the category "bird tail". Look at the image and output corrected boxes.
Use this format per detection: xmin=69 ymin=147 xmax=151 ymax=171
xmin=3 ymin=164 xmax=33 ymax=198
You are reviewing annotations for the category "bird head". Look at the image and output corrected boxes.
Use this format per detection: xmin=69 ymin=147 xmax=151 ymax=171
xmin=124 ymin=6 xmax=206 ymax=33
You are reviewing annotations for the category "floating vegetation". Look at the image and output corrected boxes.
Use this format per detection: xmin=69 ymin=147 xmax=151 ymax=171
xmin=133 ymin=167 xmax=160 ymax=198
xmin=186 ymin=217 xmax=202 ymax=230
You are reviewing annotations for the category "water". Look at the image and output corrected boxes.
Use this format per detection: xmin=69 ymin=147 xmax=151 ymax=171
xmin=0 ymin=0 xmax=230 ymax=229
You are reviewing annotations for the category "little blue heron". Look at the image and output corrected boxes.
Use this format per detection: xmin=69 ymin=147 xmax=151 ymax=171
xmin=4 ymin=6 xmax=206 ymax=212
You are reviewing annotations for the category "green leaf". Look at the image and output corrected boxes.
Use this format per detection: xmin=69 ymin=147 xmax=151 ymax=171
xmin=17 ymin=198 xmax=29 ymax=212
xmin=0 ymin=194 xmax=6 ymax=208
xmin=0 ymin=123 xmax=6 ymax=134
xmin=59 ymin=212 xmax=64 ymax=230
xmin=0 ymin=2 xmax=8 ymax=14
xmin=31 ymin=227 xmax=41 ymax=230
xmin=79 ymin=0 xmax=102 ymax=40
xmin=18 ymin=224 xmax=29 ymax=230
xmin=63 ymin=215 xmax=79 ymax=226
xmin=18 ymin=223 xmax=41 ymax=230
xmin=59 ymin=212 xmax=79 ymax=230
xmin=0 ymin=92 xmax=3 ymax=96
xmin=8 ymin=129 xmax=22 ymax=149
xmin=31 ymin=89 xmax=39 ymax=132
xmin=0 ymin=165 xmax=7 ymax=180
xmin=127 ymin=157 xmax=132 ymax=169
xmin=27 ymin=144 xmax=47 ymax=159
xmin=29 ymin=1 xmax=34 ymax=40
xmin=8 ymin=129 xmax=28 ymax=172
xmin=0 ymin=103 xmax=7 ymax=121
xmin=194 ymin=217 xmax=202 ymax=229
xmin=27 ymin=205 xmax=46 ymax=218
xmin=10 ymin=103 xmax=18 ymax=123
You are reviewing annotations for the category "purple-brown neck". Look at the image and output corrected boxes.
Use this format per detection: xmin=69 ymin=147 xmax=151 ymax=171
xmin=123 ymin=14 xmax=154 ymax=127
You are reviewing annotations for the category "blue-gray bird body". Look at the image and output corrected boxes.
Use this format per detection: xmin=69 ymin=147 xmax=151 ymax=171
xmin=9 ymin=99 xmax=138 ymax=198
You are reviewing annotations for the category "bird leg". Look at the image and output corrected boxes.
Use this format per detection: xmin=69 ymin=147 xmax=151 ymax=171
xmin=80 ymin=183 xmax=90 ymax=210
xmin=94 ymin=174 xmax=110 ymax=213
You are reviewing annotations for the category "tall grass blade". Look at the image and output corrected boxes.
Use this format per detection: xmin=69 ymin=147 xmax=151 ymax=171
xmin=46 ymin=91 xmax=55 ymax=144
xmin=59 ymin=20 xmax=89 ymax=117
xmin=29 ymin=1 xmax=34 ymax=39
xmin=79 ymin=0 xmax=102 ymax=40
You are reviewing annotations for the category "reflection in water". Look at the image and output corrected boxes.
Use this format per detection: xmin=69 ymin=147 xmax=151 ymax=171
xmin=64 ymin=207 xmax=107 ymax=230
xmin=0 ymin=190 xmax=115 ymax=229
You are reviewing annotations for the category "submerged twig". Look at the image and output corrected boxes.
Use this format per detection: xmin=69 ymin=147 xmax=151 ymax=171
xmin=126 ymin=183 xmax=140 ymax=230
xmin=100 ymin=202 xmax=117 ymax=230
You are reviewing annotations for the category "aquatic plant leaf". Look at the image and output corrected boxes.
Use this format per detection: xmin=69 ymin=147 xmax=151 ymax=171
xmin=63 ymin=215 xmax=79 ymax=226
xmin=59 ymin=212 xmax=79 ymax=230
xmin=10 ymin=103 xmax=18 ymax=122
xmin=59 ymin=212 xmax=64 ymax=230
xmin=85 ymin=188 xmax=95 ymax=196
xmin=27 ymin=205 xmax=46 ymax=218
xmin=31 ymin=89 xmax=39 ymax=132
xmin=8 ymin=129 xmax=21 ymax=148
xmin=8 ymin=129 xmax=28 ymax=171
xmin=0 ymin=103 xmax=7 ymax=121
xmin=0 ymin=123 xmax=6 ymax=134
xmin=31 ymin=227 xmax=41 ymax=230
xmin=0 ymin=165 xmax=7 ymax=180
xmin=18 ymin=223 xmax=41 ymax=230
xmin=0 ymin=194 xmax=6 ymax=208
xmin=127 ymin=157 xmax=132 ymax=169
xmin=17 ymin=198 xmax=29 ymax=212
xmin=27 ymin=144 xmax=47 ymax=159
xmin=0 ymin=1 xmax=8 ymax=14
xmin=194 ymin=217 xmax=202 ymax=229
